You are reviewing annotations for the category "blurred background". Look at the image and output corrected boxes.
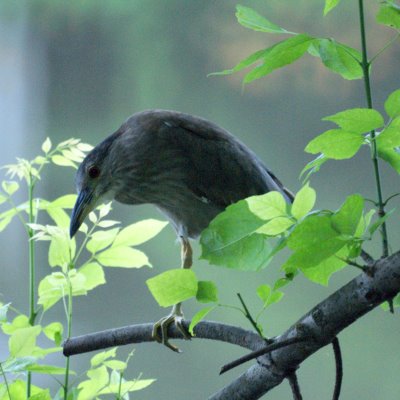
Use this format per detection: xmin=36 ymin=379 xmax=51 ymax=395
xmin=1 ymin=0 xmax=400 ymax=399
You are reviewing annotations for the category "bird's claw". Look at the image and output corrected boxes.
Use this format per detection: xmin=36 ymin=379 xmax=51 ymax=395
xmin=152 ymin=305 xmax=191 ymax=352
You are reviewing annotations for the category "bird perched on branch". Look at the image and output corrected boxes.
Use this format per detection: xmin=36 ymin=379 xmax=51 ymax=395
xmin=70 ymin=109 xmax=293 ymax=351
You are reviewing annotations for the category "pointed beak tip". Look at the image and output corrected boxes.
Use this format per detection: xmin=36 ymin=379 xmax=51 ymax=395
xmin=69 ymin=188 xmax=93 ymax=239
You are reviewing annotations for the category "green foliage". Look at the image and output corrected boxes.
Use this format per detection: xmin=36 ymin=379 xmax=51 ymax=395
xmin=376 ymin=2 xmax=400 ymax=29
xmin=384 ymin=89 xmax=400 ymax=119
xmin=200 ymin=200 xmax=274 ymax=271
xmin=308 ymin=39 xmax=363 ymax=80
xmin=0 ymin=138 xmax=159 ymax=398
xmin=146 ymin=269 xmax=198 ymax=307
xmin=323 ymin=0 xmax=342 ymax=16
xmin=188 ymin=306 xmax=216 ymax=335
xmin=76 ymin=349 xmax=155 ymax=400
xmin=235 ymin=5 xmax=289 ymax=34
xmin=210 ymin=4 xmax=370 ymax=84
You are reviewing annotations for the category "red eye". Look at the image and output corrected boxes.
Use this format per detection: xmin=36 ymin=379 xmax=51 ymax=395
xmin=88 ymin=165 xmax=100 ymax=179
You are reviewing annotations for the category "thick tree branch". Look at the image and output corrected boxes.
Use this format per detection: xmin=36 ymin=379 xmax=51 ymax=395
xmin=63 ymin=251 xmax=400 ymax=399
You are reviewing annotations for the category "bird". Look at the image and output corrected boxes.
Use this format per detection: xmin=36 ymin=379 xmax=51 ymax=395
xmin=69 ymin=109 xmax=293 ymax=352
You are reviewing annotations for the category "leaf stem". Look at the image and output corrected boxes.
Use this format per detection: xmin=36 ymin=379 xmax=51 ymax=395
xmin=369 ymin=32 xmax=400 ymax=64
xmin=358 ymin=0 xmax=389 ymax=258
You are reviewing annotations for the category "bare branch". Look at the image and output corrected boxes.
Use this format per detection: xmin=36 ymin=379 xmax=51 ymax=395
xmin=63 ymin=321 xmax=265 ymax=356
xmin=63 ymin=250 xmax=400 ymax=400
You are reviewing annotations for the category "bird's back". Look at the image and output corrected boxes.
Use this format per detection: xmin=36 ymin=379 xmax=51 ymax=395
xmin=114 ymin=110 xmax=293 ymax=238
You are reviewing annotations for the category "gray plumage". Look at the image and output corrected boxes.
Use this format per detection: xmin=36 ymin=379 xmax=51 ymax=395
xmin=70 ymin=109 xmax=293 ymax=239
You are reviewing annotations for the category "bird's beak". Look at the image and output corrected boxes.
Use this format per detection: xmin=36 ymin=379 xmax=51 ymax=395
xmin=70 ymin=188 xmax=95 ymax=238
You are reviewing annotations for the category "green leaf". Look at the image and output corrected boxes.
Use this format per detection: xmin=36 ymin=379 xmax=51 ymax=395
xmin=331 ymin=194 xmax=364 ymax=235
xmin=2 ymin=315 xmax=30 ymax=335
xmin=323 ymin=108 xmax=384 ymax=133
xmin=38 ymin=271 xmax=87 ymax=311
xmin=376 ymin=118 xmax=400 ymax=173
xmin=97 ymin=377 xmax=155 ymax=395
xmin=97 ymin=246 xmax=150 ymax=268
xmin=256 ymin=284 xmax=284 ymax=308
xmin=189 ymin=306 xmax=216 ymax=335
xmin=1 ymin=380 xmax=51 ymax=400
xmin=376 ymin=3 xmax=400 ymax=29
xmin=9 ymin=326 xmax=41 ymax=357
xmin=368 ymin=209 xmax=394 ymax=236
xmin=146 ymin=269 xmax=198 ymax=307
xmin=2 ymin=181 xmax=19 ymax=196
xmin=98 ymin=202 xmax=112 ymax=218
xmin=309 ymin=39 xmax=362 ymax=80
xmin=196 ymin=281 xmax=218 ymax=303
xmin=235 ymin=5 xmax=289 ymax=33
xmin=77 ymin=142 xmax=94 ymax=152
xmin=48 ymin=229 xmax=75 ymax=268
xmin=26 ymin=364 xmax=68 ymax=375
xmin=246 ymin=191 xmax=288 ymax=220
xmin=384 ymin=89 xmax=400 ymax=118
xmin=43 ymin=322 xmax=63 ymax=345
xmin=301 ymin=246 xmax=348 ymax=285
xmin=273 ymin=276 xmax=294 ymax=290
xmin=112 ymin=219 xmax=168 ymax=247
xmin=256 ymin=216 xmax=294 ymax=235
xmin=91 ymin=348 xmax=117 ymax=367
xmin=284 ymin=214 xmax=345 ymax=268
xmin=1 ymin=356 xmax=37 ymax=373
xmin=209 ymin=48 xmax=272 ymax=77
xmin=103 ymin=360 xmax=127 ymax=371
xmin=79 ymin=262 xmax=106 ymax=291
xmin=48 ymin=194 xmax=77 ymax=209
xmin=324 ymin=0 xmax=341 ymax=15
xmin=291 ymin=183 xmax=316 ymax=220
xmin=86 ymin=228 xmax=119 ymax=253
xmin=97 ymin=220 xmax=120 ymax=228
xmin=305 ymin=129 xmax=364 ymax=159
xmin=244 ymin=34 xmax=314 ymax=83
xmin=51 ymin=155 xmax=77 ymax=168
xmin=77 ymin=366 xmax=109 ymax=399
xmin=200 ymin=200 xmax=273 ymax=271
xmin=41 ymin=137 xmax=52 ymax=153
xmin=355 ymin=209 xmax=376 ymax=237
xmin=0 ymin=302 xmax=10 ymax=322
xmin=0 ymin=216 xmax=13 ymax=232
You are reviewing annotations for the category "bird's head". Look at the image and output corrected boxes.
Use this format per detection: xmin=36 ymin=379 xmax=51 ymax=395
xmin=70 ymin=135 xmax=119 ymax=238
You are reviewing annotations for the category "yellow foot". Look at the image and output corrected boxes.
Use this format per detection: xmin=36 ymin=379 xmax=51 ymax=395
xmin=152 ymin=304 xmax=191 ymax=352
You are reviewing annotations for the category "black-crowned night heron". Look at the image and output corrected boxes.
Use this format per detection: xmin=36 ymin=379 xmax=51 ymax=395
xmin=70 ymin=109 xmax=293 ymax=351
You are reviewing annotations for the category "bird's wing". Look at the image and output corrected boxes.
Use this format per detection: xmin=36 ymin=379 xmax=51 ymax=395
xmin=164 ymin=114 xmax=293 ymax=208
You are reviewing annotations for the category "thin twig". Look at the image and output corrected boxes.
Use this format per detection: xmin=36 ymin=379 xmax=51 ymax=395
xmin=237 ymin=293 xmax=264 ymax=338
xmin=287 ymin=372 xmax=303 ymax=400
xmin=360 ymin=249 xmax=374 ymax=265
xmin=219 ymin=336 xmax=307 ymax=375
xmin=332 ymin=337 xmax=343 ymax=400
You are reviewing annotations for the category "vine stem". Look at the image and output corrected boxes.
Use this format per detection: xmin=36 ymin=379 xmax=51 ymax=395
xmin=358 ymin=0 xmax=389 ymax=258
xmin=63 ymin=273 xmax=73 ymax=400
xmin=27 ymin=172 xmax=37 ymax=398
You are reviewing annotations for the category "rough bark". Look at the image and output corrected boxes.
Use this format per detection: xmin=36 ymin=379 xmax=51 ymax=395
xmin=63 ymin=251 xmax=400 ymax=399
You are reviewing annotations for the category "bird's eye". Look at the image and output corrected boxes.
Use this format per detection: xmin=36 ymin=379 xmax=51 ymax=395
xmin=88 ymin=165 xmax=100 ymax=179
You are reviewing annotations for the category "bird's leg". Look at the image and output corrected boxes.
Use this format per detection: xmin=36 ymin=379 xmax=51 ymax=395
xmin=181 ymin=236 xmax=193 ymax=269
xmin=152 ymin=237 xmax=193 ymax=352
